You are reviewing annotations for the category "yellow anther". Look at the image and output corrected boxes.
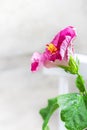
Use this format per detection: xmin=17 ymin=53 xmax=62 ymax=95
xmin=46 ymin=43 xmax=57 ymax=53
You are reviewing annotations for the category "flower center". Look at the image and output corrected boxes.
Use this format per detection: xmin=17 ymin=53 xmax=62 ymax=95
xmin=46 ymin=43 xmax=57 ymax=54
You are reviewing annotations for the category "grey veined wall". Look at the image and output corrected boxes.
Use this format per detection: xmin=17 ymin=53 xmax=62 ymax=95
xmin=0 ymin=0 xmax=87 ymax=57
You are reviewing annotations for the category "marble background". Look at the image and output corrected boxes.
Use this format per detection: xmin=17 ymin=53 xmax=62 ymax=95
xmin=0 ymin=0 xmax=87 ymax=129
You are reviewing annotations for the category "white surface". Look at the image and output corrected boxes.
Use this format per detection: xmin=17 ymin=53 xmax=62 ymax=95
xmin=0 ymin=55 xmax=59 ymax=130
xmin=0 ymin=0 xmax=87 ymax=56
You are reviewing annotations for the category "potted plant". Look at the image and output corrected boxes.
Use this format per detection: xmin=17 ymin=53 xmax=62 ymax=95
xmin=30 ymin=26 xmax=87 ymax=130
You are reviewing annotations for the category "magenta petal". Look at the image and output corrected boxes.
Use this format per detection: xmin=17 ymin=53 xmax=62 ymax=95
xmin=30 ymin=52 xmax=48 ymax=71
xmin=51 ymin=26 xmax=76 ymax=48
xmin=31 ymin=61 xmax=39 ymax=71
xmin=58 ymin=26 xmax=76 ymax=47
xmin=50 ymin=26 xmax=76 ymax=61
xmin=59 ymin=36 xmax=71 ymax=60
xmin=31 ymin=52 xmax=42 ymax=72
xmin=44 ymin=59 xmax=68 ymax=68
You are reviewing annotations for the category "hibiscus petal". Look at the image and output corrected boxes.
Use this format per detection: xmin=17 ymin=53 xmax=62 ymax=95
xmin=51 ymin=26 xmax=76 ymax=48
xmin=44 ymin=59 xmax=68 ymax=68
xmin=59 ymin=36 xmax=71 ymax=60
xmin=50 ymin=26 xmax=76 ymax=61
xmin=31 ymin=61 xmax=39 ymax=71
xmin=31 ymin=52 xmax=42 ymax=72
xmin=58 ymin=26 xmax=76 ymax=46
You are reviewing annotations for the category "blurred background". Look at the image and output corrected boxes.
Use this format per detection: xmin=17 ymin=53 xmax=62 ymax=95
xmin=0 ymin=0 xmax=87 ymax=130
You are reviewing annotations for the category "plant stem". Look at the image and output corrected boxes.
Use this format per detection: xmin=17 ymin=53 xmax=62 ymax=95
xmin=76 ymin=72 xmax=87 ymax=95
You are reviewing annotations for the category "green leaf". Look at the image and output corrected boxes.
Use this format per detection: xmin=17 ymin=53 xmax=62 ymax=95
xmin=76 ymin=74 xmax=86 ymax=93
xmin=39 ymin=97 xmax=59 ymax=130
xmin=58 ymin=93 xmax=87 ymax=130
xmin=40 ymin=93 xmax=87 ymax=130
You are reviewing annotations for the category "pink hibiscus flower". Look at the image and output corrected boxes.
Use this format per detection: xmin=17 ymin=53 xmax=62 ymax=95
xmin=31 ymin=26 xmax=76 ymax=72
